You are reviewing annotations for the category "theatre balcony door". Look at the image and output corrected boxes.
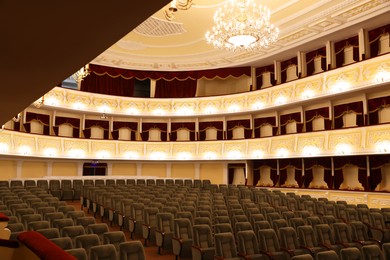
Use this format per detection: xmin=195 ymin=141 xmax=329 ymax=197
xmin=83 ymin=162 xmax=107 ymax=176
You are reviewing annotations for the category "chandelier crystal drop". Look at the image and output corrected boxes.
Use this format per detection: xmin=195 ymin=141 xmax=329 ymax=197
xmin=205 ymin=0 xmax=279 ymax=52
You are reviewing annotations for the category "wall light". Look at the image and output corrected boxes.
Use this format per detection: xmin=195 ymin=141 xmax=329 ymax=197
xmin=302 ymin=145 xmax=320 ymax=156
xmin=204 ymin=105 xmax=217 ymax=114
xmin=72 ymin=102 xmax=85 ymax=110
xmin=252 ymin=150 xmax=264 ymax=158
xmin=45 ymin=97 xmax=60 ymax=106
xmin=374 ymin=65 xmax=390 ymax=83
xmin=153 ymin=108 xmax=166 ymax=115
xmin=18 ymin=145 xmax=31 ymax=155
xmin=301 ymin=89 xmax=314 ymax=99
xmin=124 ymin=151 xmax=139 ymax=159
xmin=126 ymin=107 xmax=139 ymax=115
xmin=97 ymin=150 xmax=110 ymax=159
xmin=376 ymin=140 xmax=390 ymax=153
xmin=204 ymin=151 xmax=217 ymax=160
xmin=330 ymin=75 xmax=350 ymax=94
xmin=177 ymin=152 xmax=192 ymax=160
xmin=276 ymin=148 xmax=289 ymax=158
xmin=0 ymin=143 xmax=9 ymax=153
xmin=69 ymin=149 xmax=85 ymax=158
xmin=228 ymin=150 xmax=242 ymax=159
xmin=275 ymin=96 xmax=287 ymax=105
xmin=150 ymin=151 xmax=167 ymax=160
xmin=336 ymin=143 xmax=352 ymax=155
xmin=252 ymin=102 xmax=265 ymax=110
xmin=176 ymin=107 xmax=194 ymax=115
xmin=228 ymin=104 xmax=240 ymax=113
xmin=43 ymin=148 xmax=57 ymax=157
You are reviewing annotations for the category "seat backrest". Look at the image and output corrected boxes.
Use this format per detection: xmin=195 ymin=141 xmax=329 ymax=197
xmin=75 ymin=234 xmax=100 ymax=253
xmin=362 ymin=245 xmax=384 ymax=260
xmin=350 ymin=221 xmax=369 ymax=241
xmin=316 ymin=250 xmax=340 ymax=260
xmin=37 ymin=228 xmax=60 ymax=239
xmin=237 ymin=230 xmax=259 ymax=255
xmin=279 ymin=227 xmax=300 ymax=250
xmin=297 ymin=225 xmax=318 ymax=247
xmin=214 ymin=223 xmax=233 ymax=234
xmin=174 ymin=218 xmax=192 ymax=239
xmin=258 ymin=228 xmax=281 ymax=252
xmin=333 ymin=222 xmax=352 ymax=243
xmin=340 ymin=247 xmax=363 ymax=260
xmin=315 ymin=224 xmax=336 ymax=245
xmin=65 ymin=248 xmax=88 ymax=260
xmin=214 ymin=232 xmax=237 ymax=258
xmin=49 ymin=237 xmax=73 ymax=250
xmin=103 ymin=231 xmax=126 ymax=251
xmin=369 ymin=212 xmax=385 ymax=229
xmin=192 ymin=224 xmax=213 ymax=248
xmin=119 ymin=241 xmax=146 ymax=260
xmin=89 ymin=244 xmax=117 ymax=260
xmin=157 ymin=213 xmax=173 ymax=233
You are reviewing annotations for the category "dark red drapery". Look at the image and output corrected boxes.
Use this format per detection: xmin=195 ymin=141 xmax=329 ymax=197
xmin=278 ymin=158 xmax=303 ymax=187
xmin=281 ymin=57 xmax=298 ymax=83
xmin=333 ymin=155 xmax=368 ymax=191
xmin=111 ymin=121 xmax=138 ymax=140
xmin=254 ymin=116 xmax=278 ymax=138
xmin=305 ymin=47 xmax=326 ymax=77
xmin=53 ymin=116 xmax=80 ymax=138
xmin=303 ymin=157 xmax=332 ymax=189
xmin=198 ymin=121 xmax=224 ymax=141
xmin=253 ymin=159 xmax=278 ymax=187
xmin=83 ymin=119 xmax=110 ymax=139
xmin=226 ymin=119 xmax=252 ymax=140
xmin=280 ymin=112 xmax=303 ymax=135
xmin=368 ymin=96 xmax=390 ymax=125
xmin=305 ymin=107 xmax=332 ymax=132
xmin=255 ymin=64 xmax=275 ymax=89
xmin=170 ymin=122 xmax=196 ymax=141
xmin=369 ymin=154 xmax=390 ymax=191
xmin=141 ymin=122 xmax=168 ymax=141
xmin=334 ymin=35 xmax=359 ymax=68
xmin=24 ymin=112 xmax=50 ymax=135
xmin=333 ymin=101 xmax=364 ymax=129
xmin=368 ymin=23 xmax=390 ymax=58
xmin=155 ymin=78 xmax=197 ymax=98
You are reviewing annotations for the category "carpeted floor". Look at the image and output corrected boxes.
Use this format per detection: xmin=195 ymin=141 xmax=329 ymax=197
xmin=66 ymin=200 xmax=186 ymax=260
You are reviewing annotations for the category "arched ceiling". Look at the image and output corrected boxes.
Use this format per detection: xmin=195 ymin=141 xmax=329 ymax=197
xmin=92 ymin=0 xmax=390 ymax=71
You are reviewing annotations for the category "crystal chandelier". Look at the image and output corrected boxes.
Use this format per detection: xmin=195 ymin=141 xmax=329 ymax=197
xmin=164 ymin=0 xmax=194 ymax=21
xmin=205 ymin=0 xmax=279 ymax=51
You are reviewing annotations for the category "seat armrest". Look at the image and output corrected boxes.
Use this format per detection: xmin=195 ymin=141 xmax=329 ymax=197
xmin=336 ymin=242 xmax=349 ymax=248
xmin=259 ymin=250 xmax=274 ymax=259
xmin=280 ymin=247 xmax=294 ymax=257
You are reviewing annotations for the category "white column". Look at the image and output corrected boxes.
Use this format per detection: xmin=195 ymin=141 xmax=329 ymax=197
xmin=166 ymin=163 xmax=172 ymax=178
xmin=16 ymin=160 xmax=23 ymax=178
xmin=223 ymin=163 xmax=228 ymax=184
xmin=77 ymin=162 xmax=83 ymax=176
xmin=47 ymin=161 xmax=53 ymax=177
xmin=194 ymin=163 xmax=200 ymax=179
xmin=137 ymin=163 xmax=142 ymax=177
xmin=107 ymin=162 xmax=112 ymax=176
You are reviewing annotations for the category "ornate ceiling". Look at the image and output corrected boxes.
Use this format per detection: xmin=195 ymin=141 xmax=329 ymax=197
xmin=92 ymin=0 xmax=390 ymax=71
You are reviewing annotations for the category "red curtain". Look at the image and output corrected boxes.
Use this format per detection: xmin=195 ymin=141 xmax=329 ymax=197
xmin=86 ymin=64 xmax=250 ymax=81
xmin=254 ymin=116 xmax=278 ymax=138
xmin=303 ymin=157 xmax=332 ymax=189
xmin=368 ymin=96 xmax=390 ymax=125
xmin=111 ymin=121 xmax=138 ymax=140
xmin=280 ymin=112 xmax=303 ymax=135
xmin=253 ymin=159 xmax=278 ymax=187
xmin=24 ymin=112 xmax=50 ymax=135
xmin=255 ymin=64 xmax=275 ymax=89
xmin=369 ymin=154 xmax=390 ymax=191
xmin=81 ymin=71 xmax=135 ymax=97
xmin=281 ymin=57 xmax=298 ymax=83
xmin=333 ymin=156 xmax=368 ymax=191
xmin=141 ymin=123 xmax=168 ymax=141
xmin=333 ymin=101 xmax=364 ymax=129
xmin=155 ymin=78 xmax=197 ymax=98
xmin=198 ymin=121 xmax=224 ymax=141
xmin=335 ymin=35 xmax=359 ymax=68
xmin=369 ymin=23 xmax=390 ymax=58
xmin=305 ymin=107 xmax=332 ymax=132
xmin=278 ymin=158 xmax=303 ymax=187
xmin=170 ymin=122 xmax=196 ymax=141
xmin=305 ymin=47 xmax=326 ymax=76
xmin=83 ymin=119 xmax=110 ymax=139
xmin=226 ymin=119 xmax=252 ymax=140
xmin=53 ymin=116 xmax=80 ymax=138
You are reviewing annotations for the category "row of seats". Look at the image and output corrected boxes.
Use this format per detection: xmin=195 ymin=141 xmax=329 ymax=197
xmin=79 ymin=183 xmax=390 ymax=259
xmin=0 ymin=186 xmax=147 ymax=259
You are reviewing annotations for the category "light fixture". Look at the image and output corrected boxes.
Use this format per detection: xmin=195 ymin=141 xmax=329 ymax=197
xmin=164 ymin=0 xmax=194 ymax=21
xmin=72 ymin=64 xmax=90 ymax=85
xmin=205 ymin=0 xmax=279 ymax=51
